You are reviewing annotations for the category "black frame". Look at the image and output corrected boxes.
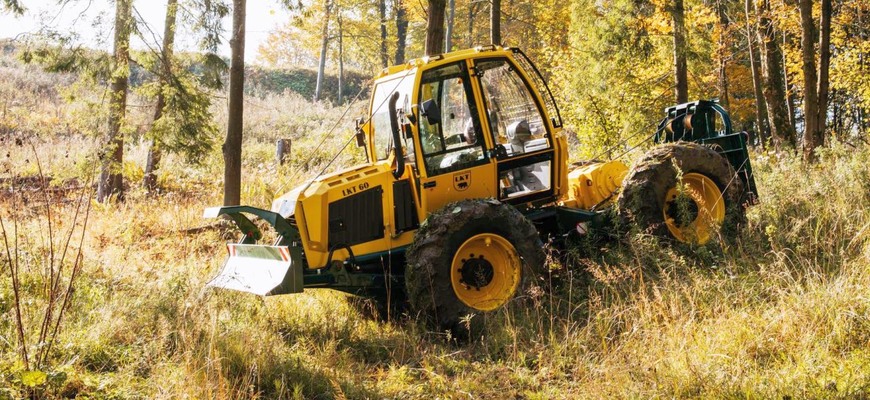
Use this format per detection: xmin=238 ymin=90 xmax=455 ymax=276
xmin=511 ymin=48 xmax=563 ymax=129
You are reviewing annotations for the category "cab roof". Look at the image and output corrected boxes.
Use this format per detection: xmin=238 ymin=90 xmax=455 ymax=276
xmin=376 ymin=45 xmax=515 ymax=79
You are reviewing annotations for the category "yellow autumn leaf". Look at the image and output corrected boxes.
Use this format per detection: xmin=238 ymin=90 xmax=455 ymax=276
xmin=20 ymin=370 xmax=47 ymax=388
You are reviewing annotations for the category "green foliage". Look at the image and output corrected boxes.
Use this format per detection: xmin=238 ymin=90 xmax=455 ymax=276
xmin=246 ymin=66 xmax=369 ymax=102
xmin=137 ymin=72 xmax=220 ymax=165
xmin=188 ymin=0 xmax=230 ymax=53
xmin=19 ymin=36 xmax=113 ymax=80
xmin=19 ymin=370 xmax=47 ymax=387
xmin=196 ymin=52 xmax=229 ymax=90
xmin=552 ymin=0 xmax=668 ymax=159
xmin=1 ymin=0 xmax=23 ymax=15
xmin=155 ymin=79 xmax=218 ymax=164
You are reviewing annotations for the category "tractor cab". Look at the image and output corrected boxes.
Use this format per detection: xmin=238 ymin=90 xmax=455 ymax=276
xmin=362 ymin=46 xmax=569 ymax=214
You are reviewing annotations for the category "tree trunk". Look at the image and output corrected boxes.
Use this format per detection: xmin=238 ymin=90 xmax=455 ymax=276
xmin=784 ymin=44 xmax=798 ymax=133
xmin=394 ymin=0 xmax=408 ymax=64
xmin=144 ymin=0 xmax=178 ymax=195
xmin=672 ymin=0 xmax=689 ymax=104
xmin=425 ymin=0 xmax=446 ymax=56
xmin=379 ymin=0 xmax=388 ymax=68
xmin=491 ymin=0 xmax=501 ymax=45
xmin=799 ymin=0 xmax=819 ymax=162
xmin=830 ymin=90 xmax=841 ymax=139
xmin=338 ymin=12 xmax=344 ymax=103
xmin=223 ymin=0 xmax=245 ymax=206
xmin=446 ymin=0 xmax=455 ymax=51
xmin=314 ymin=0 xmax=331 ymax=101
xmin=276 ymin=139 xmax=291 ymax=166
xmin=757 ymin=0 xmax=796 ymax=148
xmin=715 ymin=0 xmax=730 ymax=108
xmin=467 ymin=2 xmax=476 ymax=48
xmin=97 ymin=0 xmax=131 ymax=203
xmin=815 ymin=0 xmax=832 ymax=154
xmin=745 ymin=0 xmax=769 ymax=146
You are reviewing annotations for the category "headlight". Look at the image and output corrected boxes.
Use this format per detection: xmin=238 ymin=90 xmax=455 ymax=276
xmin=272 ymin=198 xmax=296 ymax=218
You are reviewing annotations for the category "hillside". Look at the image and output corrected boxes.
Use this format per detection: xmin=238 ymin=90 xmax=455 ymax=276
xmin=1 ymin=48 xmax=870 ymax=400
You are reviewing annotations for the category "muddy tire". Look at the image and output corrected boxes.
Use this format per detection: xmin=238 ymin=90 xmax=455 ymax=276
xmin=405 ymin=199 xmax=546 ymax=337
xmin=617 ymin=142 xmax=746 ymax=244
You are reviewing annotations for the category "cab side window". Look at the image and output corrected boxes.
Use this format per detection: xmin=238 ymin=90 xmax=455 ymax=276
xmin=476 ymin=59 xmax=550 ymax=157
xmin=476 ymin=59 xmax=554 ymax=200
xmin=418 ymin=63 xmax=487 ymax=176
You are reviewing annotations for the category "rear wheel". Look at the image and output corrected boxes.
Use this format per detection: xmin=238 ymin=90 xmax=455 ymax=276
xmin=617 ymin=142 xmax=746 ymax=245
xmin=405 ymin=199 xmax=546 ymax=336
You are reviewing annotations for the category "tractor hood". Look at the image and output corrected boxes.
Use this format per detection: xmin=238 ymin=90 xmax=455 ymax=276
xmin=271 ymin=163 xmax=393 ymax=218
xmin=270 ymin=162 xmax=399 ymax=269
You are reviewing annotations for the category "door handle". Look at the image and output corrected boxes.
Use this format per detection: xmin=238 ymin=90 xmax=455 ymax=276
xmin=423 ymin=181 xmax=437 ymax=188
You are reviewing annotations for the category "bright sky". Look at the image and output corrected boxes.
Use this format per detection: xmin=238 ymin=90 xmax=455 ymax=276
xmin=0 ymin=0 xmax=291 ymax=63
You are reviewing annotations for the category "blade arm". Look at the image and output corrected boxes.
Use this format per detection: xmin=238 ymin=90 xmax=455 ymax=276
xmin=203 ymin=206 xmax=298 ymax=243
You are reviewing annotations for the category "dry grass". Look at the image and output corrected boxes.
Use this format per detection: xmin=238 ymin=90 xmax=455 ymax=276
xmin=4 ymin=131 xmax=869 ymax=400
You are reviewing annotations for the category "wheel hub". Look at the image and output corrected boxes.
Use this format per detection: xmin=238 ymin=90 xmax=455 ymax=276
xmin=662 ymin=173 xmax=726 ymax=244
xmin=665 ymin=193 xmax=700 ymax=228
xmin=458 ymin=254 xmax=495 ymax=290
xmin=450 ymin=233 xmax=522 ymax=311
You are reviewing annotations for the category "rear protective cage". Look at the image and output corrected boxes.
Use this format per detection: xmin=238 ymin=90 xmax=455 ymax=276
xmin=511 ymin=48 xmax=563 ymax=129
xmin=654 ymin=100 xmax=759 ymax=203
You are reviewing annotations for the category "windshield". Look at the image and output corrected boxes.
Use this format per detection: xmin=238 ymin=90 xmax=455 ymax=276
xmin=370 ymin=70 xmax=416 ymax=161
xmin=417 ymin=62 xmax=487 ymax=176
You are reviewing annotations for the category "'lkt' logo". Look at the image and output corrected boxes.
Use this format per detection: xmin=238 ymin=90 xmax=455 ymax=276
xmin=453 ymin=172 xmax=470 ymax=191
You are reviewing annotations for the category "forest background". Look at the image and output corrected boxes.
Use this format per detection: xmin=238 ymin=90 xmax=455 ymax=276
xmin=0 ymin=0 xmax=869 ymax=398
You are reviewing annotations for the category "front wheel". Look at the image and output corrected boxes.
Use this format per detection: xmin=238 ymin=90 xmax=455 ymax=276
xmin=405 ymin=199 xmax=546 ymax=336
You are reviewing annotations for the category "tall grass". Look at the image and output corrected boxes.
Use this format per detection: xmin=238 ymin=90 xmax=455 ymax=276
xmin=0 ymin=143 xmax=94 ymax=398
xmin=1 ymin=139 xmax=866 ymax=398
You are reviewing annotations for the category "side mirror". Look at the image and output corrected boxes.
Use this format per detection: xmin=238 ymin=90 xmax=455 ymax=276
xmin=355 ymin=118 xmax=366 ymax=147
xmin=421 ymin=99 xmax=441 ymax=125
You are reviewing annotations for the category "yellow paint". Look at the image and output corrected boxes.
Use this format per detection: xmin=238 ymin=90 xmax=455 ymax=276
xmin=273 ymin=46 xmax=573 ymax=268
xmin=554 ymin=134 xmax=569 ymax=196
xmin=421 ymin=162 xmax=496 ymax=213
xmin=565 ymin=161 xmax=629 ymax=209
xmin=662 ymin=172 xmax=725 ymax=244
xmin=286 ymin=163 xmax=417 ymax=269
xmin=450 ymin=233 xmax=521 ymax=311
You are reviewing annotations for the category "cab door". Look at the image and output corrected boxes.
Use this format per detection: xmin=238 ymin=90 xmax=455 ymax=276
xmin=415 ymin=61 xmax=496 ymax=213
xmin=469 ymin=57 xmax=556 ymax=205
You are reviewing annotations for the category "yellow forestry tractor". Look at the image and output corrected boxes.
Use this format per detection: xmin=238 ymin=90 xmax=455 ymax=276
xmin=204 ymin=46 xmax=756 ymax=333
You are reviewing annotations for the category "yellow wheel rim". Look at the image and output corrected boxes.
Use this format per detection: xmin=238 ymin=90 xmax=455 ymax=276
xmin=450 ymin=233 xmax=522 ymax=311
xmin=662 ymin=173 xmax=726 ymax=244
